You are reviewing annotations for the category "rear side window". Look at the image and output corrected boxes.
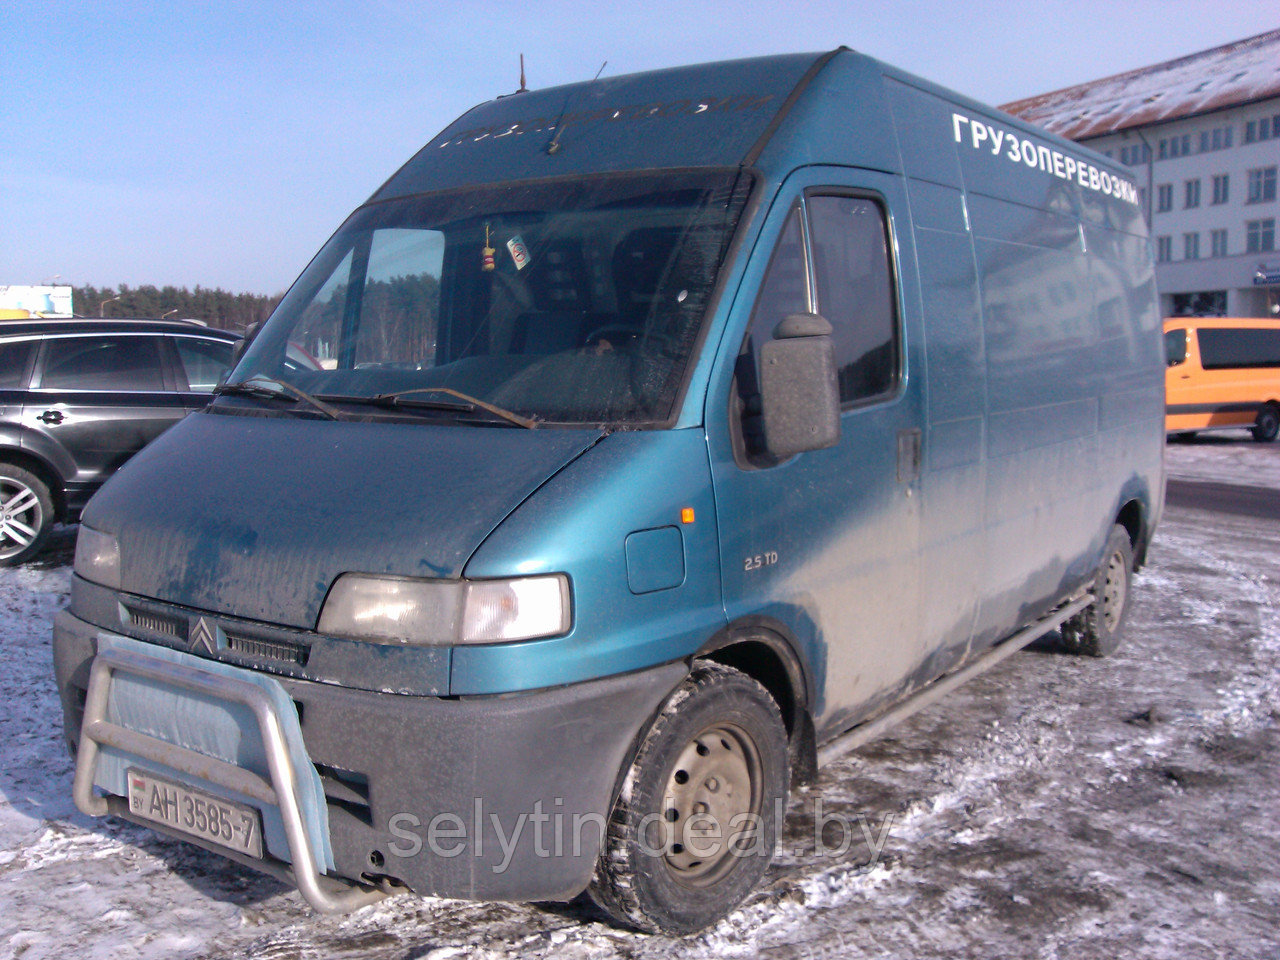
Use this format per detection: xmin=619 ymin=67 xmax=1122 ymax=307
xmin=0 ymin=341 xmax=34 ymax=389
xmin=1196 ymin=327 xmax=1280 ymax=370
xmin=174 ymin=337 xmax=234 ymax=392
xmin=40 ymin=336 xmax=166 ymax=391
xmin=1164 ymin=329 xmax=1188 ymax=367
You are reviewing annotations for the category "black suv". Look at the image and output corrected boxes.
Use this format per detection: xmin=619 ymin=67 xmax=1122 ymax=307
xmin=0 ymin=319 xmax=240 ymax=564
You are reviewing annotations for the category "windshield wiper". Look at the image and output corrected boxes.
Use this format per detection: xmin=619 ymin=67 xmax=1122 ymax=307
xmin=216 ymin=376 xmax=345 ymax=421
xmin=366 ymin=388 xmax=539 ymax=429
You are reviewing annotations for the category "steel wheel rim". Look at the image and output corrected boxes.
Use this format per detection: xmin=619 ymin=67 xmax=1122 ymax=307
xmin=660 ymin=721 xmax=763 ymax=887
xmin=1101 ymin=550 xmax=1127 ymax=631
xmin=0 ymin=477 xmax=42 ymax=560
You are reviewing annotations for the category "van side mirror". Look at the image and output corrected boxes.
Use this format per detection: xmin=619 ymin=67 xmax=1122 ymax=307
xmin=759 ymin=313 xmax=841 ymax=460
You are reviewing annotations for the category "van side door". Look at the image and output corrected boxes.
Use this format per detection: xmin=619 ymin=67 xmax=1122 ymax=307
xmin=706 ymin=169 xmax=926 ymax=738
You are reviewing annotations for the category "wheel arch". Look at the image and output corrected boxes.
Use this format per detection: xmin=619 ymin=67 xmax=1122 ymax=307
xmin=693 ymin=617 xmax=818 ymax=784
xmin=0 ymin=446 xmax=67 ymax=521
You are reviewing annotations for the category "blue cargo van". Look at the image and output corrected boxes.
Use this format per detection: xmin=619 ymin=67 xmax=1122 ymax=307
xmin=54 ymin=48 xmax=1164 ymax=934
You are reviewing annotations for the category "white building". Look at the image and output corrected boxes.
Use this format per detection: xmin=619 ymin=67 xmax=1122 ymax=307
xmin=1002 ymin=29 xmax=1280 ymax=318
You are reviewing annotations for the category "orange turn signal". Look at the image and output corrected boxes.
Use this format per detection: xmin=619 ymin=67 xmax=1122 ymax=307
xmin=681 ymin=507 xmax=695 ymax=524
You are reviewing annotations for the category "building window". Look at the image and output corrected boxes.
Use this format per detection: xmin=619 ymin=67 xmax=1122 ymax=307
xmin=1246 ymin=166 xmax=1277 ymax=204
xmin=1161 ymin=134 xmax=1191 ymax=158
xmin=1246 ymin=219 xmax=1276 ymax=253
xmin=1156 ymin=236 xmax=1173 ymax=262
xmin=1184 ymin=179 xmax=1201 ymax=208
xmin=1211 ymin=228 xmax=1228 ymax=257
xmin=1138 ymin=187 xmax=1148 ymax=212
xmin=1120 ymin=144 xmax=1151 ymax=166
xmin=1170 ymin=291 xmax=1227 ymax=317
xmin=1156 ymin=183 xmax=1173 ymax=212
xmin=1211 ymin=174 xmax=1229 ymax=205
xmin=1199 ymin=126 xmax=1233 ymax=152
xmin=1183 ymin=233 xmax=1200 ymax=260
xmin=1245 ymin=115 xmax=1280 ymax=143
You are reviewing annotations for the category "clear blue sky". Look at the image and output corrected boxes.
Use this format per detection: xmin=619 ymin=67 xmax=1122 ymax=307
xmin=3 ymin=1 xmax=1275 ymax=295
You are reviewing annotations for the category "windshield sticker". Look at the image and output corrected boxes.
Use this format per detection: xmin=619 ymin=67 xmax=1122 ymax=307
xmin=506 ymin=235 xmax=531 ymax=270
xmin=952 ymin=112 xmax=1139 ymax=206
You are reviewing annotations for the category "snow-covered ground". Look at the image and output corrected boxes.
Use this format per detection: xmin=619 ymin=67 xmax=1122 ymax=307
xmin=2 ymin=438 xmax=1278 ymax=959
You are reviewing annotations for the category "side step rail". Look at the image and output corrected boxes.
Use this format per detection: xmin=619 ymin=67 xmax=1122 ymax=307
xmin=72 ymin=646 xmax=384 ymax=914
xmin=817 ymin=594 xmax=1093 ymax=766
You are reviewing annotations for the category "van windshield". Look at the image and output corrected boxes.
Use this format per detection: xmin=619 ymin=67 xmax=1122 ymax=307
xmin=228 ymin=170 xmax=753 ymax=426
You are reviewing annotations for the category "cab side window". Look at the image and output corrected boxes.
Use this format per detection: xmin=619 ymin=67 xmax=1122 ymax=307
xmin=807 ymin=196 xmax=897 ymax=404
xmin=40 ymin=336 xmax=165 ymax=391
xmin=736 ymin=207 xmax=808 ymax=460
xmin=735 ymin=194 xmax=899 ymax=464
xmin=1164 ymin=329 xmax=1188 ymax=367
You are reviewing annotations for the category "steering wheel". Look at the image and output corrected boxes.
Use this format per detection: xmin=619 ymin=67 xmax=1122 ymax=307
xmin=583 ymin=325 xmax=643 ymax=350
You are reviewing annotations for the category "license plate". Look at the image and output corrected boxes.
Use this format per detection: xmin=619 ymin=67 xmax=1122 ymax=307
xmin=127 ymin=769 xmax=263 ymax=858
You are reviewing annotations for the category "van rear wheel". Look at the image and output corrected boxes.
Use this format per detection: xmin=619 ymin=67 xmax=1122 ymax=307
xmin=1060 ymin=525 xmax=1134 ymax=658
xmin=587 ymin=662 xmax=788 ymax=936
xmin=0 ymin=464 xmax=54 ymax=566
xmin=1253 ymin=404 xmax=1279 ymax=443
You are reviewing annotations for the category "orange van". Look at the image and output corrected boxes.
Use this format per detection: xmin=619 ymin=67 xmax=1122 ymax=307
xmin=1164 ymin=317 xmax=1280 ymax=442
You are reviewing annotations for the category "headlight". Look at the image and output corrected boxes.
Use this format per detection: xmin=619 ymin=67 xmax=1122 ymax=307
xmin=317 ymin=573 xmax=571 ymax=645
xmin=73 ymin=525 xmax=121 ymax=590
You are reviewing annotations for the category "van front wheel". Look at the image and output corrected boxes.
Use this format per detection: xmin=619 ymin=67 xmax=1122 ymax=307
xmin=587 ymin=662 xmax=788 ymax=936
xmin=1060 ymin=525 xmax=1134 ymax=658
xmin=1253 ymin=404 xmax=1279 ymax=443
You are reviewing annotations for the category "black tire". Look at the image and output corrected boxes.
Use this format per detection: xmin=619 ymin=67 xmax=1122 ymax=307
xmin=1060 ymin=525 xmax=1134 ymax=658
xmin=1253 ymin=404 xmax=1279 ymax=443
xmin=0 ymin=464 xmax=54 ymax=566
xmin=587 ymin=662 xmax=789 ymax=936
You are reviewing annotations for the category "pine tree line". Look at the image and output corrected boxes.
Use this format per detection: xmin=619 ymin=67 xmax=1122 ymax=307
xmin=72 ymin=284 xmax=283 ymax=332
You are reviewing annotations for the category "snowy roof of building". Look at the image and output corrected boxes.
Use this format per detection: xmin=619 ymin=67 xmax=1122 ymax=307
xmin=1000 ymin=28 xmax=1280 ymax=140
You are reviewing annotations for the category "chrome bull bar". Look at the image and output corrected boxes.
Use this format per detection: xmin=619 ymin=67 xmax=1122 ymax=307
xmin=73 ymin=646 xmax=384 ymax=914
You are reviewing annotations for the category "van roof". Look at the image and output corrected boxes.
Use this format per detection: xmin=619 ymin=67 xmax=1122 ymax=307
xmin=371 ymin=48 xmax=1133 ymax=214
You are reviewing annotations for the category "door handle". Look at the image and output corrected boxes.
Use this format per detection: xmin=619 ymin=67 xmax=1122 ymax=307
xmin=38 ymin=410 xmax=64 ymax=425
xmin=897 ymin=428 xmax=921 ymax=484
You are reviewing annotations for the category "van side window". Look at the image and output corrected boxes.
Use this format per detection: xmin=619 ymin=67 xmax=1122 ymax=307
xmin=748 ymin=207 xmax=809 ymax=329
xmin=1164 ymin=329 xmax=1188 ymax=367
xmin=735 ymin=194 xmax=900 ymax=465
xmin=806 ymin=196 xmax=898 ymax=404
xmin=736 ymin=208 xmax=807 ymax=461
xmin=1196 ymin=327 xmax=1280 ymax=370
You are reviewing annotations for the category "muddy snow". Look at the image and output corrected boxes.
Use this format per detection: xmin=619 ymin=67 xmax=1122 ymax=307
xmin=2 ymin=436 xmax=1277 ymax=959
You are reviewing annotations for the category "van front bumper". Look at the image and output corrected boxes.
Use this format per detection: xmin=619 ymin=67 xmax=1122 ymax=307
xmin=53 ymin=608 xmax=686 ymax=904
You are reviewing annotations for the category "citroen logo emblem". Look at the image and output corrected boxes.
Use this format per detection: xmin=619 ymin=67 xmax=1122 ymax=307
xmin=190 ymin=617 xmax=218 ymax=655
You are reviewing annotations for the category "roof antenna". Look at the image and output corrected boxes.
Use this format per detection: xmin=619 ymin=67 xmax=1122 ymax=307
xmin=546 ymin=60 xmax=608 ymax=155
xmin=519 ymin=53 xmax=527 ymax=93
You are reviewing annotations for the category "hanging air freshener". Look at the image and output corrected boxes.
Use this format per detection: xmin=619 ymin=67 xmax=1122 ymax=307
xmin=481 ymin=223 xmax=496 ymax=272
